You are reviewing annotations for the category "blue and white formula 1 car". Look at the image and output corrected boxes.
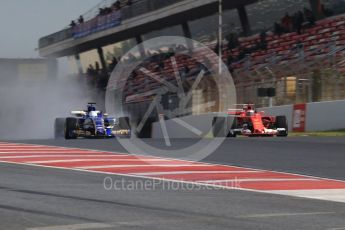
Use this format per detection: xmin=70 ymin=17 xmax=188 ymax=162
xmin=54 ymin=103 xmax=130 ymax=139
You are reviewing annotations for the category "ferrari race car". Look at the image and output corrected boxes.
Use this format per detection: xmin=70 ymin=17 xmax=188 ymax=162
xmin=54 ymin=103 xmax=130 ymax=139
xmin=212 ymin=104 xmax=288 ymax=137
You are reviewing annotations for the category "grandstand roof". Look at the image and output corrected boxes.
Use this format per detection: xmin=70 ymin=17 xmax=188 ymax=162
xmin=39 ymin=0 xmax=257 ymax=57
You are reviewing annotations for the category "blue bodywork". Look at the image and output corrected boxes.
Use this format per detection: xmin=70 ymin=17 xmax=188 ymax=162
xmin=74 ymin=103 xmax=116 ymax=138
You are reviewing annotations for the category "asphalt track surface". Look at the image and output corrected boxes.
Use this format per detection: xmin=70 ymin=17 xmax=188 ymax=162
xmin=1 ymin=137 xmax=345 ymax=230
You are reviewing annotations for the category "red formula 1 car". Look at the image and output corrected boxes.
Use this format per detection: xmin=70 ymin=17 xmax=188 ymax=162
xmin=212 ymin=104 xmax=288 ymax=137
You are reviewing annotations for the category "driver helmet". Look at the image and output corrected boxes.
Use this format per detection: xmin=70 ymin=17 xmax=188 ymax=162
xmin=89 ymin=111 xmax=98 ymax=117
xmin=246 ymin=105 xmax=255 ymax=115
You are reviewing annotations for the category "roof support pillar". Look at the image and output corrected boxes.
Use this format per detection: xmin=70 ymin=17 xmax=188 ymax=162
xmin=309 ymin=0 xmax=324 ymax=20
xmin=136 ymin=35 xmax=146 ymax=58
xmin=181 ymin=21 xmax=194 ymax=52
xmin=237 ymin=5 xmax=251 ymax=36
xmin=74 ymin=54 xmax=83 ymax=75
xmin=97 ymin=47 xmax=108 ymax=75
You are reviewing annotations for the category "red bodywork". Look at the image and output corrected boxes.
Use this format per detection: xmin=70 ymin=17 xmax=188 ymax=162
xmin=227 ymin=105 xmax=280 ymax=136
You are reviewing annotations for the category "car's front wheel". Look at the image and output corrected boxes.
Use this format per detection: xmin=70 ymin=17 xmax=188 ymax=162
xmin=275 ymin=116 xmax=288 ymax=137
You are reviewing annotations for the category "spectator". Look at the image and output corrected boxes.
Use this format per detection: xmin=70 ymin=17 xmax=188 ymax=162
xmin=87 ymin=64 xmax=95 ymax=75
xmin=78 ymin=15 xmax=84 ymax=24
xmin=258 ymin=31 xmax=267 ymax=49
xmin=99 ymin=8 xmax=105 ymax=16
xmin=274 ymin=22 xmax=283 ymax=35
xmin=227 ymin=54 xmax=234 ymax=73
xmin=70 ymin=20 xmax=76 ymax=27
xmin=321 ymin=4 xmax=333 ymax=17
xmin=109 ymin=57 xmax=118 ymax=70
xmin=293 ymin=10 xmax=304 ymax=34
xmin=281 ymin=12 xmax=293 ymax=32
xmin=112 ymin=1 xmax=121 ymax=11
xmin=95 ymin=61 xmax=100 ymax=73
xmin=304 ymin=7 xmax=315 ymax=26
xmin=176 ymin=45 xmax=187 ymax=52
xmin=226 ymin=32 xmax=240 ymax=50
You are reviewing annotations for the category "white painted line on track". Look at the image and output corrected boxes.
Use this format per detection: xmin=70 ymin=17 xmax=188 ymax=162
xmin=0 ymin=155 xmax=127 ymax=159
xmin=79 ymin=164 xmax=213 ymax=169
xmin=0 ymin=149 xmax=101 ymax=153
xmin=3 ymin=159 xmax=345 ymax=204
xmin=0 ymin=151 xmax=107 ymax=154
xmin=268 ymin=189 xmax=345 ymax=203
xmin=26 ymin=223 xmax=113 ymax=230
xmin=238 ymin=212 xmax=335 ymax=218
xmin=27 ymin=159 xmax=172 ymax=164
xmin=0 ymin=147 xmax=66 ymax=149
xmin=133 ymin=171 xmax=263 ymax=176
xmin=3 ymin=141 xmax=345 ymax=204
xmin=199 ymin=178 xmax=319 ymax=183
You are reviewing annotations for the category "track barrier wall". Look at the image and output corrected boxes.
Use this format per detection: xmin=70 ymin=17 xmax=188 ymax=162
xmin=151 ymin=100 xmax=345 ymax=138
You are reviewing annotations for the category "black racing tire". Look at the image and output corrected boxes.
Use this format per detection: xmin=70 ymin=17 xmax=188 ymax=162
xmin=118 ymin=117 xmax=130 ymax=130
xmin=117 ymin=117 xmax=131 ymax=138
xmin=54 ymin=118 xmax=65 ymax=139
xmin=65 ymin=117 xmax=78 ymax=139
xmin=275 ymin=116 xmax=288 ymax=137
xmin=227 ymin=118 xmax=237 ymax=138
xmin=212 ymin=117 xmax=235 ymax=137
xmin=135 ymin=117 xmax=154 ymax=138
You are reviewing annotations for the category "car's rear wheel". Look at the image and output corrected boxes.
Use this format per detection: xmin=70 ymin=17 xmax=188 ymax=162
xmin=54 ymin=118 xmax=65 ymax=139
xmin=118 ymin=117 xmax=130 ymax=130
xmin=227 ymin=118 xmax=237 ymax=137
xmin=65 ymin=117 xmax=78 ymax=139
xmin=116 ymin=117 xmax=131 ymax=138
xmin=212 ymin=117 xmax=236 ymax=137
xmin=275 ymin=116 xmax=288 ymax=137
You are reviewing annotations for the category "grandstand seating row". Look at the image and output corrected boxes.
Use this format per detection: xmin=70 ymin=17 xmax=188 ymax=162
xmin=117 ymin=14 xmax=345 ymax=102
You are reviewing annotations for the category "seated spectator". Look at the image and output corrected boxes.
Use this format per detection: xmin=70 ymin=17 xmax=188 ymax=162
xmin=176 ymin=45 xmax=187 ymax=52
xmin=104 ymin=7 xmax=112 ymax=14
xmin=99 ymin=8 xmax=105 ymax=16
xmin=226 ymin=32 xmax=240 ymax=50
xmin=321 ymin=4 xmax=333 ymax=17
xmin=112 ymin=1 xmax=121 ymax=11
xmin=78 ymin=15 xmax=84 ymax=24
xmin=274 ymin=22 xmax=283 ymax=35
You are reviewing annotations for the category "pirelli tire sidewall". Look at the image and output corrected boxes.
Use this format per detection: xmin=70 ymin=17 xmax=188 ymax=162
xmin=212 ymin=116 xmax=235 ymax=138
xmin=275 ymin=115 xmax=288 ymax=137
xmin=54 ymin=118 xmax=65 ymax=139
xmin=65 ymin=117 xmax=78 ymax=139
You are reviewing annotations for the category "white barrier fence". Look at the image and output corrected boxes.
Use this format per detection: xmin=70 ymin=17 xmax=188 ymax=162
xmin=151 ymin=100 xmax=345 ymax=138
xmin=261 ymin=100 xmax=345 ymax=132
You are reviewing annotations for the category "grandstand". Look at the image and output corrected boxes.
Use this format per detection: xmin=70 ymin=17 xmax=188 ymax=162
xmin=38 ymin=0 xmax=345 ymax=134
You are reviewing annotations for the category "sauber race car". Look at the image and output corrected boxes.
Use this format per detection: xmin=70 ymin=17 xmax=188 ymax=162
xmin=212 ymin=104 xmax=288 ymax=137
xmin=54 ymin=103 xmax=130 ymax=139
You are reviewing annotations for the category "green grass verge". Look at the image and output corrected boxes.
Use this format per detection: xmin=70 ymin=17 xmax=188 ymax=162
xmin=290 ymin=129 xmax=345 ymax=137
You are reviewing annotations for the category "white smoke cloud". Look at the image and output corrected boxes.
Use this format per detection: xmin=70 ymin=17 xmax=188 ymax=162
xmin=0 ymin=58 xmax=97 ymax=140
